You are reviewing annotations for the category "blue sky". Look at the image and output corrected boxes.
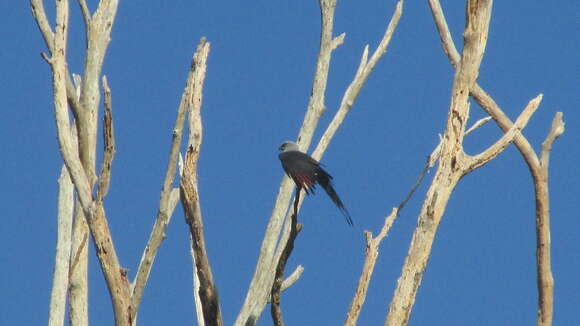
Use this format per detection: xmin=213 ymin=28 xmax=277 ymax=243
xmin=2 ymin=1 xmax=579 ymax=325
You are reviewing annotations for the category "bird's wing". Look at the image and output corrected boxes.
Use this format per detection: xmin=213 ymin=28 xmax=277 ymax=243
xmin=279 ymin=151 xmax=320 ymax=194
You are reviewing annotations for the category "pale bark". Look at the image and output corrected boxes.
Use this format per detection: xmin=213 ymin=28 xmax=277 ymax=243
xmin=344 ymin=208 xmax=397 ymax=326
xmin=48 ymin=166 xmax=74 ymax=326
xmin=179 ymin=40 xmax=223 ymax=326
xmin=69 ymin=206 xmax=89 ymax=326
xmin=535 ymin=113 xmax=563 ymax=326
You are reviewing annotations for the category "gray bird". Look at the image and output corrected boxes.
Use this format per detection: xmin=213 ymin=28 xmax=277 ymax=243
xmin=278 ymin=141 xmax=353 ymax=226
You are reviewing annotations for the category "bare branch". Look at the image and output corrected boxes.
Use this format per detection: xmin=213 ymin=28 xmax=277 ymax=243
xmin=385 ymin=2 xmax=494 ymax=325
xmin=187 ymin=39 xmax=211 ymax=148
xmin=132 ymin=39 xmax=210 ymax=312
xmin=540 ymin=112 xmax=565 ymax=170
xmin=49 ymin=0 xmax=92 ymax=210
xmin=265 ymin=265 xmax=305 ymax=304
xmin=77 ymin=0 xmax=91 ymax=27
xmin=190 ymin=235 xmax=205 ymax=326
xmin=535 ymin=112 xmax=564 ymax=326
xmin=314 ymin=0 xmax=403 ymax=159
xmin=181 ymin=145 xmax=223 ymax=326
xmin=331 ymin=32 xmax=346 ymax=50
xmin=344 ymin=208 xmax=397 ymax=326
xmin=47 ymin=2 xmax=133 ymax=324
xmin=45 ymin=3 xmax=95 ymax=326
xmin=428 ymin=4 xmax=560 ymax=323
xmin=427 ymin=0 xmax=541 ymax=169
xmin=48 ymin=166 xmax=74 ymax=326
xmin=465 ymin=116 xmax=491 ymax=136
xmin=96 ymin=75 xmax=115 ymax=202
xmin=466 ymin=94 xmax=542 ymax=172
xmin=280 ymin=265 xmax=304 ymax=292
xmin=30 ymin=0 xmax=84 ymax=121
xmin=77 ymin=0 xmax=119 ymax=187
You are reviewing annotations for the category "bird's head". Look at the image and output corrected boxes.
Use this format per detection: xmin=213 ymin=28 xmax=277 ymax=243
xmin=279 ymin=141 xmax=300 ymax=152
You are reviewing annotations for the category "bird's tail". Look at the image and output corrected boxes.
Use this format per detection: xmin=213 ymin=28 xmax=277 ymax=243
xmin=317 ymin=170 xmax=354 ymax=226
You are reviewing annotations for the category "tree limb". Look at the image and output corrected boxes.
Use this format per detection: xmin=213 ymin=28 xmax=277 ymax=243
xmin=181 ymin=146 xmax=223 ymax=326
xmin=131 ymin=39 xmax=209 ymax=313
xmin=535 ymin=112 xmax=563 ymax=326
xmin=344 ymin=208 xmax=397 ymax=326
xmin=77 ymin=0 xmax=91 ymax=28
xmin=427 ymin=2 xmax=560 ymax=325
xmin=177 ymin=39 xmax=222 ymax=326
xmin=30 ymin=0 xmax=84 ymax=122
xmin=385 ymin=2 xmax=494 ymax=325
xmin=48 ymin=166 xmax=74 ymax=326
xmin=465 ymin=116 xmax=491 ymax=136
xmin=45 ymin=1 xmax=133 ymax=325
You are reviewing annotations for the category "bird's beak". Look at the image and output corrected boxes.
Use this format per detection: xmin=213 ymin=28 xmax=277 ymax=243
xmin=278 ymin=144 xmax=284 ymax=151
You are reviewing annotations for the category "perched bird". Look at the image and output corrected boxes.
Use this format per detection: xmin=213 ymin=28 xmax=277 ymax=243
xmin=278 ymin=141 xmax=353 ymax=226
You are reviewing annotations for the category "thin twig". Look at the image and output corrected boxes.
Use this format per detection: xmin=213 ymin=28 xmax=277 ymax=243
xmin=465 ymin=116 xmax=491 ymax=136
xmin=540 ymin=113 xmax=564 ymax=169
xmin=280 ymin=265 xmax=304 ymax=292
xmin=266 ymin=265 xmax=305 ymax=304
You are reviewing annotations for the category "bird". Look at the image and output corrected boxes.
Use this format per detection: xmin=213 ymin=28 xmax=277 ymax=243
xmin=278 ymin=141 xmax=353 ymax=226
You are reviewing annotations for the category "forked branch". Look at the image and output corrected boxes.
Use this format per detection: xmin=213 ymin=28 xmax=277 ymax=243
xmin=131 ymin=39 xmax=210 ymax=313
xmin=427 ymin=1 xmax=562 ymax=325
